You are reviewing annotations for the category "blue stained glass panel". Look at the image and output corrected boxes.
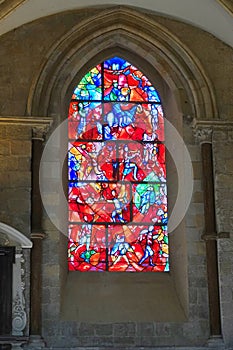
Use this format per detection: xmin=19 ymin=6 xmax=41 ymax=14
xmin=72 ymin=64 xmax=102 ymax=100
xmin=103 ymin=103 xmax=164 ymax=141
xmin=104 ymin=57 xmax=131 ymax=71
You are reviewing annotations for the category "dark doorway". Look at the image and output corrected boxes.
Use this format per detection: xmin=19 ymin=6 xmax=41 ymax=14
xmin=0 ymin=247 xmax=15 ymax=336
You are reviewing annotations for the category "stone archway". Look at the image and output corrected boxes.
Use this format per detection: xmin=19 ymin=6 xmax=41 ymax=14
xmin=25 ymin=6 xmax=223 ymax=346
xmin=0 ymin=223 xmax=32 ymax=349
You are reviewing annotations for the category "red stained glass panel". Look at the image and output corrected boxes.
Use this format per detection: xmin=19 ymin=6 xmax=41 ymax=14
xmin=68 ymin=56 xmax=168 ymax=272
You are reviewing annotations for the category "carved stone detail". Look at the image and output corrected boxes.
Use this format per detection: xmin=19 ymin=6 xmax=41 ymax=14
xmin=193 ymin=126 xmax=213 ymax=144
xmin=12 ymin=248 xmax=27 ymax=336
xmin=0 ymin=232 xmax=11 ymax=245
xmin=192 ymin=119 xmax=233 ymax=144
xmin=32 ymin=125 xmax=50 ymax=141
xmin=12 ymin=291 xmax=27 ymax=334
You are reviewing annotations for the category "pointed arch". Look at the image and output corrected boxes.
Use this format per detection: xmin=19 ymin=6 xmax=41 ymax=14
xmin=27 ymin=6 xmax=218 ymax=122
xmin=68 ymin=56 xmax=168 ymax=272
xmin=31 ymin=6 xmax=211 ymax=319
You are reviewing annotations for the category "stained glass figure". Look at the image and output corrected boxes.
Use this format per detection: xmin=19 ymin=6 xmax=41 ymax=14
xmin=104 ymin=57 xmax=161 ymax=102
xmin=68 ymin=224 xmax=107 ymax=271
xmin=68 ymin=102 xmax=102 ymax=140
xmin=68 ymin=56 xmax=169 ymax=272
xmin=107 ymin=225 xmax=169 ymax=272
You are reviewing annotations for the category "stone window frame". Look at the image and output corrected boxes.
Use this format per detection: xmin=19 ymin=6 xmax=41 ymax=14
xmin=28 ymin=7 xmax=217 ymax=323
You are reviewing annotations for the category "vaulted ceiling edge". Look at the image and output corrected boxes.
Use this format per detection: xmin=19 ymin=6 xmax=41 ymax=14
xmin=217 ymin=0 xmax=233 ymax=15
xmin=0 ymin=0 xmax=27 ymax=20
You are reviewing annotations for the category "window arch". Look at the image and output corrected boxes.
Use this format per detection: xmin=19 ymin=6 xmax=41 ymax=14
xmin=68 ymin=56 xmax=168 ymax=272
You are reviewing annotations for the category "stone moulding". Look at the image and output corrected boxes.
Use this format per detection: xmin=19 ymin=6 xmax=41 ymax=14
xmin=217 ymin=0 xmax=233 ymax=15
xmin=192 ymin=119 xmax=233 ymax=143
xmin=27 ymin=6 xmax=218 ymax=122
xmin=0 ymin=116 xmax=53 ymax=140
xmin=0 ymin=222 xmax=32 ymax=248
xmin=0 ymin=116 xmax=52 ymax=127
xmin=0 ymin=0 xmax=27 ymax=21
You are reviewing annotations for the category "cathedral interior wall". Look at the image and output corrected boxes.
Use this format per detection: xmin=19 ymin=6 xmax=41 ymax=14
xmin=0 ymin=6 xmax=232 ymax=349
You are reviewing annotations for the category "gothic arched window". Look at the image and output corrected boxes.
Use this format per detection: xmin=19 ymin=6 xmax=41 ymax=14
xmin=68 ymin=57 xmax=168 ymax=272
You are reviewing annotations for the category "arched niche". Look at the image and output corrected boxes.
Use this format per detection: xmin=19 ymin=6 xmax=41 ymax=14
xmin=0 ymin=222 xmax=32 ymax=339
xmin=31 ymin=7 xmax=216 ymax=322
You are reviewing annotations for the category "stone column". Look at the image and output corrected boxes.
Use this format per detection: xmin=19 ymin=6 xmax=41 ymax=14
xmin=29 ymin=127 xmax=46 ymax=348
xmin=194 ymin=126 xmax=224 ymax=347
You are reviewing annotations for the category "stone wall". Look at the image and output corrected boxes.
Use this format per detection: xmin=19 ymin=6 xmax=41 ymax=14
xmin=0 ymin=124 xmax=31 ymax=235
xmin=152 ymin=14 xmax=233 ymax=121
xmin=0 ymin=8 xmax=232 ymax=119
xmin=213 ymin=129 xmax=233 ymax=348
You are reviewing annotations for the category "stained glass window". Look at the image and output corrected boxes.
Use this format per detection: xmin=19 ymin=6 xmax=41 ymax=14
xmin=68 ymin=56 xmax=169 ymax=272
